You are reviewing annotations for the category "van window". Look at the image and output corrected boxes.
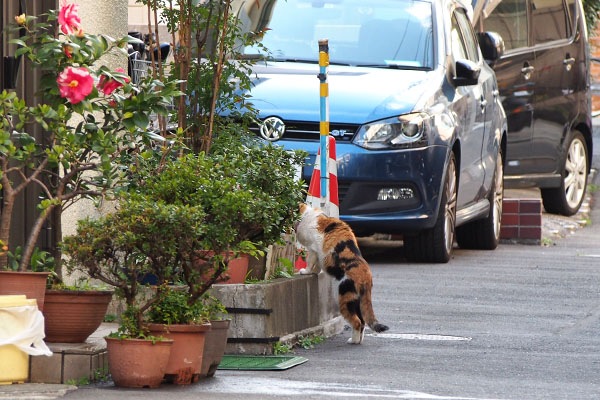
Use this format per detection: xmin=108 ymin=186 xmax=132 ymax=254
xmin=565 ymin=0 xmax=576 ymax=37
xmin=483 ymin=0 xmax=528 ymax=51
xmin=532 ymin=0 xmax=569 ymax=43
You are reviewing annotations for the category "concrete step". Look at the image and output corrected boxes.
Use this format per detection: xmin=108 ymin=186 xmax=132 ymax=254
xmin=29 ymin=323 xmax=117 ymax=384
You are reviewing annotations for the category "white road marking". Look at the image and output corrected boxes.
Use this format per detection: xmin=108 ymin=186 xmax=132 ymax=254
xmin=366 ymin=333 xmax=472 ymax=341
xmin=198 ymin=376 xmax=508 ymax=400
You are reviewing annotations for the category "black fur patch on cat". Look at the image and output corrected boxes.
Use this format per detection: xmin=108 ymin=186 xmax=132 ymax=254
xmin=339 ymin=278 xmax=357 ymax=295
xmin=324 ymin=222 xmax=341 ymax=233
xmin=347 ymin=299 xmax=364 ymax=324
xmin=326 ymin=265 xmax=345 ymax=280
xmin=334 ymin=240 xmax=361 ymax=256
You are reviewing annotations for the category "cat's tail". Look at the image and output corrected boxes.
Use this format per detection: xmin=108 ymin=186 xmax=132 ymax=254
xmin=360 ymin=285 xmax=389 ymax=333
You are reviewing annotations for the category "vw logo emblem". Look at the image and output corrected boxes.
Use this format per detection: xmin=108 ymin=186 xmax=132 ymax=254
xmin=260 ymin=117 xmax=285 ymax=141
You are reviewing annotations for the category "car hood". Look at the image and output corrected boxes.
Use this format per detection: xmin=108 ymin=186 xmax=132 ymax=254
xmin=249 ymin=62 xmax=435 ymax=124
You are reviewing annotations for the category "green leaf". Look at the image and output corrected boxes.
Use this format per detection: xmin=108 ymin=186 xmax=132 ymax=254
xmin=14 ymin=47 xmax=30 ymax=57
xmin=8 ymin=39 xmax=27 ymax=47
xmin=132 ymin=113 xmax=149 ymax=129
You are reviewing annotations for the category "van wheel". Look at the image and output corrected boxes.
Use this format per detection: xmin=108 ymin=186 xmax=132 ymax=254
xmin=404 ymin=153 xmax=457 ymax=263
xmin=541 ymin=131 xmax=588 ymax=216
xmin=456 ymin=150 xmax=503 ymax=250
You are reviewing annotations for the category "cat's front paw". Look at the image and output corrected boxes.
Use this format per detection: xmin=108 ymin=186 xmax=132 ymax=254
xmin=299 ymin=268 xmax=310 ymax=275
xmin=346 ymin=337 xmax=362 ymax=345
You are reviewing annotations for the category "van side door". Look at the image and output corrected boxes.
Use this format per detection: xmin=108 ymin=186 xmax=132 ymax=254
xmin=482 ymin=0 xmax=535 ymax=176
xmin=530 ymin=0 xmax=582 ymax=173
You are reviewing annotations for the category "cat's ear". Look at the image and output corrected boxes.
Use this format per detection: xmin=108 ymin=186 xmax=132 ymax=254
xmin=299 ymin=203 xmax=307 ymax=213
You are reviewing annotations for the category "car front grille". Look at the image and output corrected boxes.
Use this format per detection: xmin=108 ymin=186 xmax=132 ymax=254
xmin=251 ymin=121 xmax=359 ymax=142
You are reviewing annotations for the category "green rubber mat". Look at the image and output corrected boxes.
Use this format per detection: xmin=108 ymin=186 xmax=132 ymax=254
xmin=217 ymin=355 xmax=308 ymax=370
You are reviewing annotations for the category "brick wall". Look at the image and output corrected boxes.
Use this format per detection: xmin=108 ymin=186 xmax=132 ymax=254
xmin=591 ymin=28 xmax=600 ymax=111
xmin=500 ymin=199 xmax=542 ymax=244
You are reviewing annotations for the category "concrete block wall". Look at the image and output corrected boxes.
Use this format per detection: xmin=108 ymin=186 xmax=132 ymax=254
xmin=500 ymin=198 xmax=542 ymax=244
xmin=209 ymin=273 xmax=340 ymax=355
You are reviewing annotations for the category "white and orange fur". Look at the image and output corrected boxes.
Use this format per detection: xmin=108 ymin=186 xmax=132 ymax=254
xmin=295 ymin=203 xmax=389 ymax=344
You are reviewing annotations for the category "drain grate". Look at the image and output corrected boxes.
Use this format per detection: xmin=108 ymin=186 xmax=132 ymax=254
xmin=217 ymin=355 xmax=308 ymax=370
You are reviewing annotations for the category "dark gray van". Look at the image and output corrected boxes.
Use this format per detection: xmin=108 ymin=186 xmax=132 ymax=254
xmin=475 ymin=0 xmax=592 ymax=215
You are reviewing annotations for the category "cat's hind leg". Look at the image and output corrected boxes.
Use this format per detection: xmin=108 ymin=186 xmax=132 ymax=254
xmin=338 ymin=280 xmax=365 ymax=344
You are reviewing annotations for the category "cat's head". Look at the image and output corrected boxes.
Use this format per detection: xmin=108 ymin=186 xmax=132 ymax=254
xmin=295 ymin=203 xmax=322 ymax=232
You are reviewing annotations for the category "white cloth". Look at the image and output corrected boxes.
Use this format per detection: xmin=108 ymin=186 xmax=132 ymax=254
xmin=0 ymin=305 xmax=52 ymax=356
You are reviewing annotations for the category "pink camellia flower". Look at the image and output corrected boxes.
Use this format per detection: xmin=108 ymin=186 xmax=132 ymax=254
xmin=58 ymin=0 xmax=81 ymax=35
xmin=56 ymin=66 xmax=94 ymax=104
xmin=97 ymin=68 xmax=130 ymax=96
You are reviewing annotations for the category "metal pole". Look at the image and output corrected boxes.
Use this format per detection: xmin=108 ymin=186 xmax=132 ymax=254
xmin=318 ymin=39 xmax=329 ymax=207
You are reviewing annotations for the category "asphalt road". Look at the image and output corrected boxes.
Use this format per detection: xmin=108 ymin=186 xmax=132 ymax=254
xmin=61 ymin=176 xmax=600 ymax=400
xmin=9 ymin=119 xmax=598 ymax=400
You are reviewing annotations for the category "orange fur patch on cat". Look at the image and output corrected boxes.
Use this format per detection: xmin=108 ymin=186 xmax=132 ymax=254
xmin=295 ymin=203 xmax=389 ymax=344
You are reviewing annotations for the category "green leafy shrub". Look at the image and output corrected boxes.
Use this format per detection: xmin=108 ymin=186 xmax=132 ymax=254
xmin=63 ymin=133 xmax=305 ymax=338
xmin=148 ymin=289 xmax=210 ymax=325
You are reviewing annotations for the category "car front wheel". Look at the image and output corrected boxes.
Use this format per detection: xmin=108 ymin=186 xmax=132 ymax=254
xmin=404 ymin=152 xmax=457 ymax=263
xmin=456 ymin=150 xmax=503 ymax=250
xmin=541 ymin=131 xmax=588 ymax=216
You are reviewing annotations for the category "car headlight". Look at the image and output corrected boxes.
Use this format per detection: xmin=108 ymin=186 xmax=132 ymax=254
xmin=353 ymin=113 xmax=430 ymax=150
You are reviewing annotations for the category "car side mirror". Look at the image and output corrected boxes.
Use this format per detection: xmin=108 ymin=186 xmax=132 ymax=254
xmin=453 ymin=59 xmax=480 ymax=86
xmin=477 ymin=31 xmax=504 ymax=63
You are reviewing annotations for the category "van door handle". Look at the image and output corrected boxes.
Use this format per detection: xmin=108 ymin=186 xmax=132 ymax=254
xmin=563 ymin=57 xmax=575 ymax=71
xmin=521 ymin=65 xmax=534 ymax=80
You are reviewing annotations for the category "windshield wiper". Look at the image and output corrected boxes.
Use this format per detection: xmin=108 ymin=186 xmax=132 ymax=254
xmin=274 ymin=58 xmax=319 ymax=64
xmin=239 ymin=54 xmax=269 ymax=60
xmin=355 ymin=64 xmax=429 ymax=70
xmin=273 ymin=58 xmax=351 ymax=66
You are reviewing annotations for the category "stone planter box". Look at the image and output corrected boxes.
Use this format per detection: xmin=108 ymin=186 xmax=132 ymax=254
xmin=209 ymin=273 xmax=342 ymax=355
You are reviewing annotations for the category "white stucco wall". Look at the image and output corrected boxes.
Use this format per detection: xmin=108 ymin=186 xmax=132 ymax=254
xmin=60 ymin=0 xmax=128 ymax=241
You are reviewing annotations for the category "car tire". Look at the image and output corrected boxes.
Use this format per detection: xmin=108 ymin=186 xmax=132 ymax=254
xmin=541 ymin=131 xmax=588 ymax=216
xmin=404 ymin=152 xmax=457 ymax=263
xmin=456 ymin=150 xmax=504 ymax=250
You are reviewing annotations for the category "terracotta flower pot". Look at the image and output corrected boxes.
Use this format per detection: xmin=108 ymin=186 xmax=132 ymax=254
xmin=0 ymin=271 xmax=50 ymax=311
xmin=105 ymin=337 xmax=173 ymax=388
xmin=146 ymin=322 xmax=212 ymax=384
xmin=195 ymin=252 xmax=250 ymax=284
xmin=200 ymin=319 xmax=231 ymax=377
xmin=43 ymin=289 xmax=113 ymax=343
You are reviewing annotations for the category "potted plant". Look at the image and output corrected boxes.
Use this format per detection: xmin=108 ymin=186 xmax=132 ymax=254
xmin=146 ymin=288 xmax=212 ymax=384
xmin=61 ymin=199 xmax=197 ymax=388
xmin=198 ymin=294 xmax=230 ymax=378
xmin=42 ymin=275 xmax=113 ymax=344
xmin=0 ymin=2 xmax=180 ymax=307
xmin=0 ymin=247 xmax=54 ymax=311
xmin=62 ymin=128 xmax=305 ymax=384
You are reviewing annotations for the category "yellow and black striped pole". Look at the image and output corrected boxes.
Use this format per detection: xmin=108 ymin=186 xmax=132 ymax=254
xmin=318 ymin=39 xmax=329 ymax=204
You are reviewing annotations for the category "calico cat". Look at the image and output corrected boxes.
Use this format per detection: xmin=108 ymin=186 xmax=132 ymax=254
xmin=295 ymin=203 xmax=389 ymax=344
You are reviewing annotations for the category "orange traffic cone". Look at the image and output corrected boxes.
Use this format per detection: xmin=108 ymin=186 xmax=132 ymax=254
xmin=306 ymin=135 xmax=338 ymax=218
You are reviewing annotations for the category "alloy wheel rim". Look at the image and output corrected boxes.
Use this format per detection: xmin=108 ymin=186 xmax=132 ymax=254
xmin=564 ymin=138 xmax=586 ymax=209
xmin=444 ymin=159 xmax=457 ymax=255
xmin=492 ymin=155 xmax=504 ymax=239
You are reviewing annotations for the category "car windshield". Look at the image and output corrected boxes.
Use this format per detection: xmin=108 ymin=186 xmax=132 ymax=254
xmin=241 ymin=0 xmax=434 ymax=69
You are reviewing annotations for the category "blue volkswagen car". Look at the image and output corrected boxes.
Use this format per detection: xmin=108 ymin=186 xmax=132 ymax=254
xmin=235 ymin=0 xmax=507 ymax=262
